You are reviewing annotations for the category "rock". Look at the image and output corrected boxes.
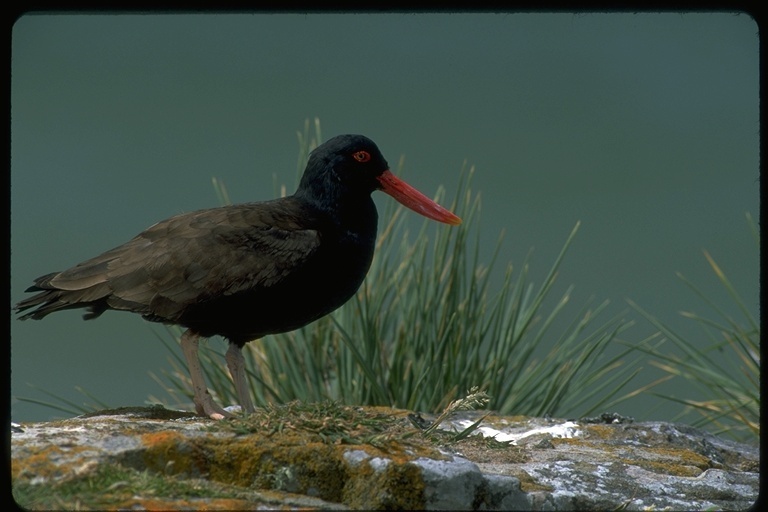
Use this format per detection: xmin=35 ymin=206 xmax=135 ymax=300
xmin=11 ymin=404 xmax=758 ymax=510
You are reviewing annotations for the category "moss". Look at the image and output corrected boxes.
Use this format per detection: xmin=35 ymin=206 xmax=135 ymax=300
xmin=443 ymin=433 xmax=528 ymax=464
xmin=581 ymin=423 xmax=619 ymax=440
xmin=552 ymin=432 xmax=715 ymax=478
xmin=201 ymin=430 xmax=433 ymax=505
xmin=507 ymin=469 xmax=554 ymax=493
xmin=115 ymin=403 xmax=452 ymax=508
xmin=343 ymin=458 xmax=426 ymax=509
xmin=141 ymin=431 xmax=208 ymax=477
xmin=13 ymin=463 xmax=240 ymax=510
xmin=645 ymin=446 xmax=712 ymax=471
xmin=619 ymin=446 xmax=713 ymax=477
xmin=178 ymin=430 xmax=345 ymax=499
xmin=80 ymin=404 xmax=197 ymax=420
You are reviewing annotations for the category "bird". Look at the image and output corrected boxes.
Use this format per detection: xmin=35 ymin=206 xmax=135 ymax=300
xmin=15 ymin=134 xmax=462 ymax=419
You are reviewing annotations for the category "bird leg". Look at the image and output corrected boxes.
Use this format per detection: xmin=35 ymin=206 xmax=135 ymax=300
xmin=180 ymin=329 xmax=232 ymax=420
xmin=225 ymin=343 xmax=256 ymax=415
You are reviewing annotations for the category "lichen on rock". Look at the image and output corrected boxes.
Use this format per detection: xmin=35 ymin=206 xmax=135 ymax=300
xmin=11 ymin=404 xmax=759 ymax=510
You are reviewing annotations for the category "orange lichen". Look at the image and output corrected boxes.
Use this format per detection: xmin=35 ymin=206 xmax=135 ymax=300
xmin=12 ymin=444 xmax=91 ymax=482
xmin=141 ymin=431 xmax=207 ymax=477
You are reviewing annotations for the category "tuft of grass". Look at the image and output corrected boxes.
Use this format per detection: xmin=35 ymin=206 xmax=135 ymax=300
xmin=214 ymin=399 xmax=410 ymax=448
xmin=154 ymin=120 xmax=638 ymax=420
xmin=629 ymin=213 xmax=759 ymax=442
xmin=211 ymin=388 xmax=497 ymax=449
xmin=422 ymin=386 xmax=490 ymax=437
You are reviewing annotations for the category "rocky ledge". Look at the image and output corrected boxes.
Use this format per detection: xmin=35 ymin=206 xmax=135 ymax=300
xmin=11 ymin=404 xmax=759 ymax=510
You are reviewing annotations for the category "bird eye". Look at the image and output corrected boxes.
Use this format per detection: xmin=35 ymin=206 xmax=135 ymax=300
xmin=352 ymin=151 xmax=371 ymax=163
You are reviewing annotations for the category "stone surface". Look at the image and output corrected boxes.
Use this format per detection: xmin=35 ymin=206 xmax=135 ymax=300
xmin=11 ymin=405 xmax=759 ymax=510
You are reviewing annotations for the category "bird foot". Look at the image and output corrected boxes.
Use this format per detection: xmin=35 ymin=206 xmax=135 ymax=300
xmin=194 ymin=392 xmax=234 ymax=420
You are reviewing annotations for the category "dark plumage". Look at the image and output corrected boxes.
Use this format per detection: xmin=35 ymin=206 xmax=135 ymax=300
xmin=15 ymin=134 xmax=461 ymax=419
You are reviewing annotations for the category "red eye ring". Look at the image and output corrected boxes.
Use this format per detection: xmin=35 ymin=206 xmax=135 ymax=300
xmin=352 ymin=151 xmax=371 ymax=163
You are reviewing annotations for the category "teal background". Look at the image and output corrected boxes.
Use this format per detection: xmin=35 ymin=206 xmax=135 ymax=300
xmin=11 ymin=13 xmax=759 ymax=422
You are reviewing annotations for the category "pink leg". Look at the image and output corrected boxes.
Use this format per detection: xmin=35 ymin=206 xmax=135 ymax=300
xmin=180 ymin=329 xmax=232 ymax=420
xmin=226 ymin=343 xmax=256 ymax=414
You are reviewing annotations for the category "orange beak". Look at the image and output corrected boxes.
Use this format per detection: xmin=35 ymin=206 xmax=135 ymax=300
xmin=377 ymin=170 xmax=462 ymax=225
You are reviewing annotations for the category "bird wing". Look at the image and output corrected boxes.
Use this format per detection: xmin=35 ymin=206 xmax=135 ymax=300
xmin=43 ymin=199 xmax=323 ymax=321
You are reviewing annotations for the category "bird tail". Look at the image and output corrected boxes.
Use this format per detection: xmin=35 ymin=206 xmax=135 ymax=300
xmin=15 ymin=272 xmax=110 ymax=321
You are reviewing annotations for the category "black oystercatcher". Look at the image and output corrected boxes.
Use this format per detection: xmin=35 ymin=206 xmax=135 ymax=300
xmin=15 ymin=134 xmax=461 ymax=419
